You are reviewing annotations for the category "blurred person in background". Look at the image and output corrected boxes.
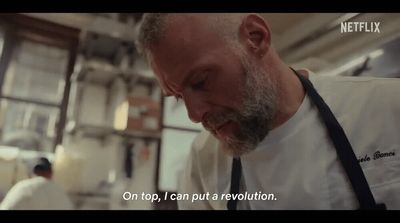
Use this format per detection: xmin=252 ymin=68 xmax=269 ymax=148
xmin=0 ymin=157 xmax=73 ymax=210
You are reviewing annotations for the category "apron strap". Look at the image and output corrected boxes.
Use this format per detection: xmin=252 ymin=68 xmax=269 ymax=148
xmin=227 ymin=68 xmax=386 ymax=210
xmin=227 ymin=158 xmax=242 ymax=210
xmin=293 ymin=68 xmax=384 ymax=210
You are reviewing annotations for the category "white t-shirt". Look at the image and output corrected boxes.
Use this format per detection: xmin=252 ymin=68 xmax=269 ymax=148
xmin=0 ymin=176 xmax=74 ymax=210
xmin=178 ymin=73 xmax=400 ymax=210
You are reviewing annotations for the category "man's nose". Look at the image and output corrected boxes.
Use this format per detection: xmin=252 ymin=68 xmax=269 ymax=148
xmin=182 ymin=94 xmax=209 ymax=123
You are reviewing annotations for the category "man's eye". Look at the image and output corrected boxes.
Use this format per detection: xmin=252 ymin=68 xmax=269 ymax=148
xmin=192 ymin=80 xmax=205 ymax=90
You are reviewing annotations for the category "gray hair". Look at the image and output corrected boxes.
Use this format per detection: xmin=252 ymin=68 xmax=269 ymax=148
xmin=136 ymin=13 xmax=169 ymax=56
xmin=136 ymin=13 xmax=246 ymax=57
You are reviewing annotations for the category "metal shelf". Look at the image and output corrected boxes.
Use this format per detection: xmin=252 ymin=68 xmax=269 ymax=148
xmin=75 ymin=59 xmax=157 ymax=87
xmin=68 ymin=124 xmax=161 ymax=140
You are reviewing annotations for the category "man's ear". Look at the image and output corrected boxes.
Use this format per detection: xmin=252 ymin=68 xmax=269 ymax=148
xmin=239 ymin=14 xmax=271 ymax=58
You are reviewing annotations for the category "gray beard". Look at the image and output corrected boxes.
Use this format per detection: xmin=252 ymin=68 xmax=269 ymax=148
xmin=205 ymin=56 xmax=278 ymax=157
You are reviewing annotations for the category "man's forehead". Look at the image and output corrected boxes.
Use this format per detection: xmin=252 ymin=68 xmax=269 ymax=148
xmin=148 ymin=38 xmax=200 ymax=95
xmin=147 ymin=14 xmax=224 ymax=95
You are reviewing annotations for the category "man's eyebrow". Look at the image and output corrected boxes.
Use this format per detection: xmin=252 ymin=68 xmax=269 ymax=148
xmin=179 ymin=66 xmax=206 ymax=88
xmin=161 ymin=65 xmax=208 ymax=97
xmin=161 ymin=69 xmax=196 ymax=97
xmin=160 ymin=86 xmax=174 ymax=97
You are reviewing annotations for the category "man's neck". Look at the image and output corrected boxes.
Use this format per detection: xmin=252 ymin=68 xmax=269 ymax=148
xmin=270 ymin=67 xmax=307 ymax=129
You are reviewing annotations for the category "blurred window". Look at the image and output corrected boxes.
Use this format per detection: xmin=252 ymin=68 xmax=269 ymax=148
xmin=0 ymin=15 xmax=79 ymax=152
xmin=2 ymin=40 xmax=68 ymax=104
xmin=159 ymin=128 xmax=198 ymax=192
xmin=0 ymin=99 xmax=60 ymax=152
xmin=158 ymin=97 xmax=202 ymax=192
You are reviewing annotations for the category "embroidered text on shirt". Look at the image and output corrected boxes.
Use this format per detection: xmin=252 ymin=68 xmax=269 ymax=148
xmin=373 ymin=151 xmax=396 ymax=160
xmin=358 ymin=150 xmax=396 ymax=163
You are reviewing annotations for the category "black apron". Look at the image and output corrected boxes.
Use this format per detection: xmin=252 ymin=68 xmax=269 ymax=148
xmin=227 ymin=68 xmax=386 ymax=210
